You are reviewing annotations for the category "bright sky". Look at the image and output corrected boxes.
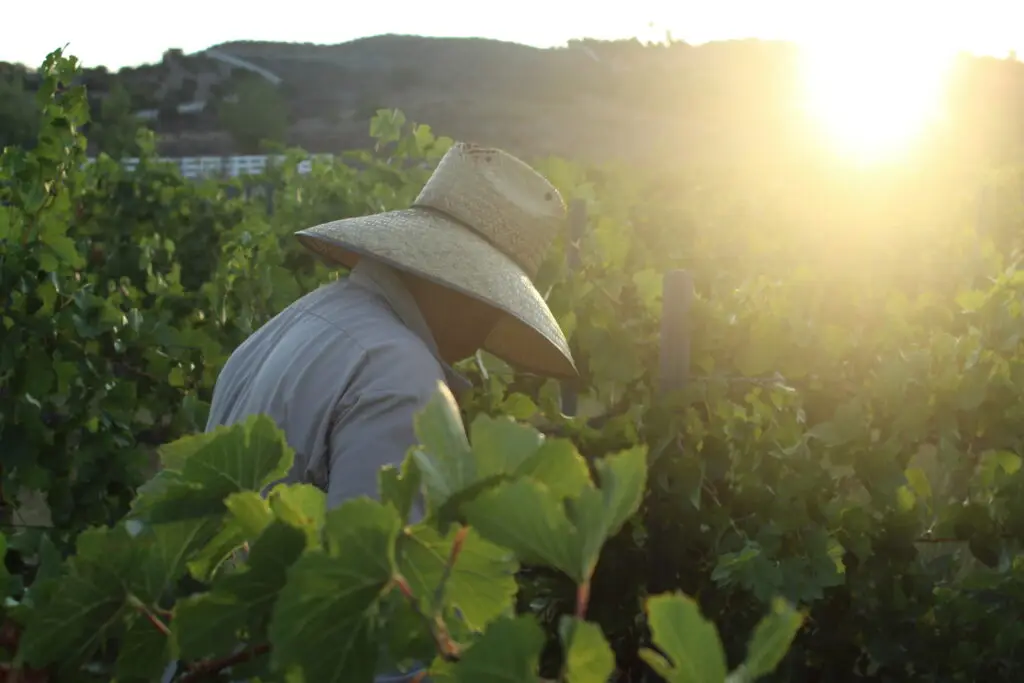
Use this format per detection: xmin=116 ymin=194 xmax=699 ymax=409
xmin=3 ymin=0 xmax=1022 ymax=69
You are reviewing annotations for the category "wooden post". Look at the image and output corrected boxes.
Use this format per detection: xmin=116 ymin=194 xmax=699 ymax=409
xmin=658 ymin=270 xmax=693 ymax=396
xmin=560 ymin=199 xmax=587 ymax=417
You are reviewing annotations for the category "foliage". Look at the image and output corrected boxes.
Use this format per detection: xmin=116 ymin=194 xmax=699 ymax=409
xmin=217 ymin=75 xmax=290 ymax=153
xmin=0 ymin=383 xmax=801 ymax=682
xmin=4 ymin=46 xmax=1024 ymax=682
xmin=0 ymin=74 xmax=39 ymax=150
xmin=88 ymin=83 xmax=142 ymax=159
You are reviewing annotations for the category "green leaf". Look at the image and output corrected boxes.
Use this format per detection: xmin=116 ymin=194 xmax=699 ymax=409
xmin=639 ymin=592 xmax=727 ymax=683
xmin=566 ymin=446 xmax=648 ymax=579
xmin=18 ymin=526 xmax=136 ymax=669
xmin=157 ymin=429 xmax=219 ymax=470
xmin=741 ymin=598 xmax=803 ymax=680
xmin=43 ymin=233 xmax=85 ymax=268
xmin=169 ymin=366 xmax=186 ymax=387
xmin=412 ymin=382 xmax=474 ymax=511
xmin=451 ymin=615 xmax=544 ymax=683
xmin=224 ymin=490 xmax=274 ymax=537
xmin=397 ymin=524 xmax=518 ymax=631
xmin=464 ymin=447 xmax=646 ymax=583
xmin=176 ymin=520 xmax=309 ymax=660
xmin=500 ymin=393 xmax=539 ymax=420
xmin=137 ymin=416 xmax=293 ymax=523
xmin=904 ymin=467 xmax=932 ymax=503
xmin=560 ymin=617 xmax=616 ymax=683
xmin=269 ymin=499 xmax=402 ymax=683
xmin=135 ymin=516 xmax=223 ymax=601
xmin=185 ymin=521 xmax=249 ymax=582
xmin=380 ymin=451 xmax=423 ymax=523
xmin=219 ymin=520 xmax=308 ymax=615
xmin=463 ymin=477 xmax=581 ymax=580
xmin=116 ymin=616 xmax=173 ymax=680
xmin=173 ymin=590 xmax=249 ymax=661
xmin=516 ymin=439 xmax=592 ymax=500
xmin=269 ymin=483 xmax=326 ymax=545
xmin=179 ymin=415 xmax=293 ymax=495
xmin=469 ymin=414 xmax=544 ymax=479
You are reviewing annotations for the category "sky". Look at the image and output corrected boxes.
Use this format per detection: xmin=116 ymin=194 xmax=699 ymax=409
xmin=3 ymin=0 xmax=1023 ymax=70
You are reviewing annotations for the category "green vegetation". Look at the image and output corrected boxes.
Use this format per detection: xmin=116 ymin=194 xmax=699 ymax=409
xmin=3 ymin=46 xmax=1024 ymax=682
xmin=0 ymin=75 xmax=38 ymax=150
xmin=218 ymin=75 xmax=290 ymax=153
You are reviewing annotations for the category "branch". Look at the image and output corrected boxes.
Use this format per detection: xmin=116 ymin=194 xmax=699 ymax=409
xmin=178 ymin=643 xmax=270 ymax=683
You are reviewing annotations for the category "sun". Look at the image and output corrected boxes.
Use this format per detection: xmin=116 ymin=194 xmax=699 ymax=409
xmin=799 ymin=37 xmax=955 ymax=164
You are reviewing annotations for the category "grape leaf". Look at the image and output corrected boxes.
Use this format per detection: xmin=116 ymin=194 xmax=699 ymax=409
xmin=397 ymin=524 xmax=518 ymax=631
xmin=412 ymin=382 xmax=475 ymax=510
xmin=173 ymin=591 xmax=248 ymax=661
xmin=463 ymin=447 xmax=646 ymax=583
xmin=469 ymin=414 xmax=544 ymax=479
xmin=515 ymin=439 xmax=592 ymax=500
xmin=451 ymin=615 xmax=545 ymax=683
xmin=560 ymin=617 xmax=616 ymax=683
xmin=463 ymin=478 xmax=581 ymax=580
xmin=639 ymin=593 xmax=728 ymax=683
xmin=225 ymin=490 xmax=274 ymax=537
xmin=18 ymin=526 xmax=138 ymax=669
xmin=565 ymin=446 xmax=647 ymax=576
xmin=116 ymin=615 xmax=173 ymax=681
xmin=741 ymin=598 xmax=803 ymax=679
xmin=179 ymin=414 xmax=293 ymax=495
xmin=135 ymin=517 xmax=223 ymax=602
xmin=133 ymin=416 xmax=293 ymax=524
xmin=268 ymin=483 xmax=326 ymax=545
xmin=269 ymin=499 xmax=402 ymax=683
xmin=177 ymin=510 xmax=324 ymax=660
xmin=380 ymin=451 xmax=423 ymax=523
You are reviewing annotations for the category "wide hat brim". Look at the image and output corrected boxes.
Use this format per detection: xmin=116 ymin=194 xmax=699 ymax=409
xmin=295 ymin=207 xmax=577 ymax=379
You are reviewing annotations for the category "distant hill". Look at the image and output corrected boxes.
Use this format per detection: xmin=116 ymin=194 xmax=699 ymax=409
xmin=3 ymin=34 xmax=1023 ymax=167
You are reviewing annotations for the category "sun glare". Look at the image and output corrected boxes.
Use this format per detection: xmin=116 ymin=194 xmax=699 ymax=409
xmin=800 ymin=38 xmax=955 ymax=164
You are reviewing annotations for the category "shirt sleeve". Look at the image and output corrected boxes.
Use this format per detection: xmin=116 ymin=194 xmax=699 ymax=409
xmin=325 ymin=346 xmax=446 ymax=519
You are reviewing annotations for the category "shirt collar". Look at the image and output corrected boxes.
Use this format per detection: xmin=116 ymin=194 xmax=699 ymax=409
xmin=348 ymin=259 xmax=473 ymax=397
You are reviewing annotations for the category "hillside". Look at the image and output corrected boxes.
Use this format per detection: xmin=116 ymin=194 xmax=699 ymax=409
xmin=3 ymin=34 xmax=1023 ymax=166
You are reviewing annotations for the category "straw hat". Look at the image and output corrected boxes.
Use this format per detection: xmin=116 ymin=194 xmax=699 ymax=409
xmin=294 ymin=142 xmax=577 ymax=379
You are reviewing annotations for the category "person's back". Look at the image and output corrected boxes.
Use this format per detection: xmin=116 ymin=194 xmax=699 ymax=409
xmin=206 ymin=262 xmax=449 ymax=511
xmin=199 ymin=142 xmax=577 ymax=683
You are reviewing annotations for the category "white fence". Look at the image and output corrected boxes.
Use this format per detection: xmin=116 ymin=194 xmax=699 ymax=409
xmin=85 ymin=154 xmax=336 ymax=179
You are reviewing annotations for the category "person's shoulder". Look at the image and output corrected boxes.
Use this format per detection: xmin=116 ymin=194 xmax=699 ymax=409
xmin=301 ymin=279 xmax=446 ymax=400
xmin=342 ymin=312 xmax=444 ymax=399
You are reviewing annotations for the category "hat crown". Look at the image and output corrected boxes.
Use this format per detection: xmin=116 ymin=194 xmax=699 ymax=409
xmin=412 ymin=143 xmax=566 ymax=276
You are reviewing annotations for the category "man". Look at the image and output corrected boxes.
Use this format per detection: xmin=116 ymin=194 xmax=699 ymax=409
xmin=205 ymin=141 xmax=577 ymax=518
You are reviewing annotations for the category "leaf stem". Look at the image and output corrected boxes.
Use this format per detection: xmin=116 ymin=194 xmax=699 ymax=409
xmin=179 ymin=643 xmax=270 ymax=683
xmin=391 ymin=575 xmax=461 ymax=662
xmin=431 ymin=525 xmax=469 ymax=615
xmin=575 ymin=579 xmax=591 ymax=620
xmin=128 ymin=594 xmax=171 ymax=637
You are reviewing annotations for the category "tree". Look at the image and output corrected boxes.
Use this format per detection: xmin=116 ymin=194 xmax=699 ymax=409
xmin=218 ymin=74 xmax=289 ymax=153
xmin=0 ymin=76 xmax=39 ymax=150
xmin=89 ymin=82 xmax=142 ymax=159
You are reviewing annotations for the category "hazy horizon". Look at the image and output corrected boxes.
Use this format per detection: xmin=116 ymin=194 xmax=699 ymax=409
xmin=4 ymin=0 xmax=1022 ymax=70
